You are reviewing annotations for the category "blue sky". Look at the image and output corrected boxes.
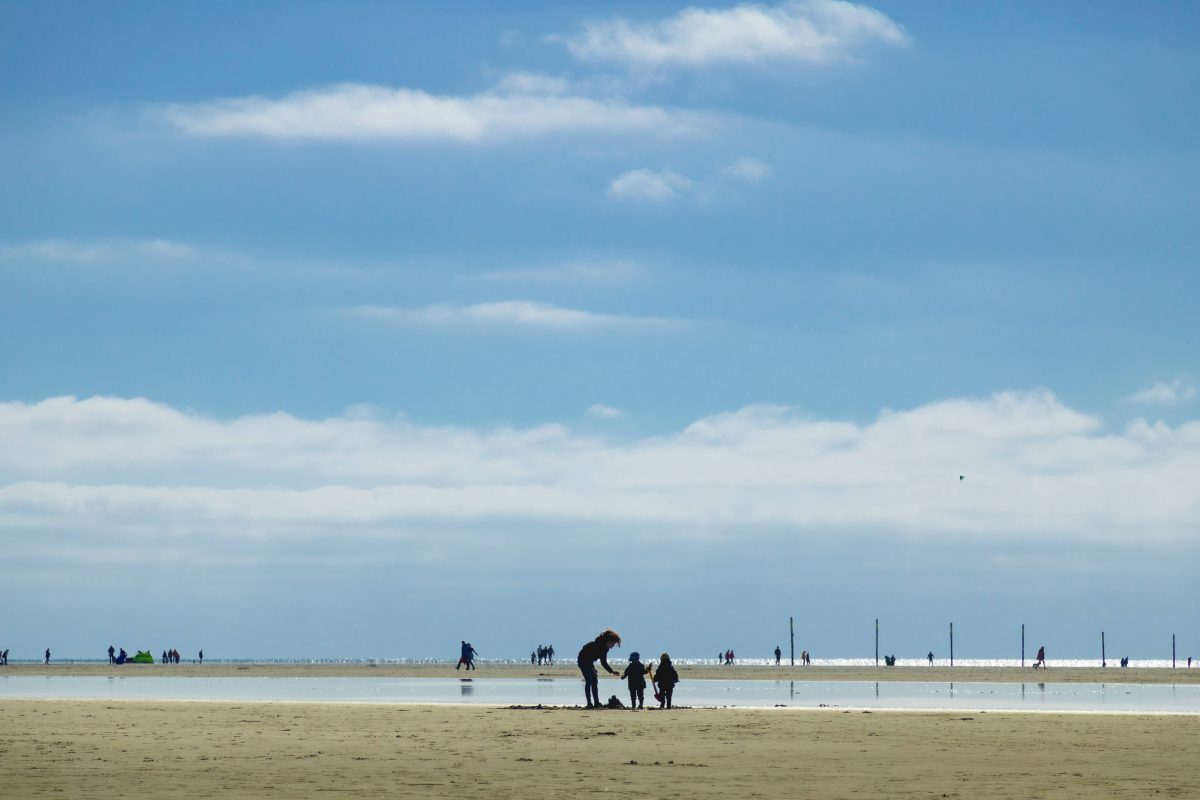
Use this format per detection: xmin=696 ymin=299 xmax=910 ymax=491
xmin=1 ymin=1 xmax=1197 ymax=661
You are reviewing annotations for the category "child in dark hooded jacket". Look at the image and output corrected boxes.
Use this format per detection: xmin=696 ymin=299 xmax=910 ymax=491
xmin=655 ymin=653 xmax=679 ymax=708
xmin=621 ymin=652 xmax=650 ymax=710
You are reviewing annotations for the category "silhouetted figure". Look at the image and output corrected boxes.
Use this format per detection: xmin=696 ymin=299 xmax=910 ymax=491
xmin=198 ymin=649 xmax=204 ymax=664
xmin=456 ymin=640 xmax=470 ymax=670
xmin=621 ymin=652 xmax=649 ymax=710
xmin=44 ymin=648 xmax=50 ymax=665
xmin=162 ymin=650 xmax=169 ymax=665
xmin=1034 ymin=646 xmax=1046 ymax=669
xmin=531 ymin=650 xmax=537 ymax=665
xmin=656 ymin=653 xmax=679 ymax=709
xmin=108 ymin=645 xmax=115 ymax=665
xmin=547 ymin=644 xmax=554 ymax=665
xmin=577 ymin=629 xmax=622 ymax=708
xmin=0 ymin=649 xmax=7 ymax=665
xmin=774 ymin=645 xmax=781 ymax=665
xmin=115 ymin=648 xmax=128 ymax=665
xmin=928 ymin=651 xmax=934 ymax=666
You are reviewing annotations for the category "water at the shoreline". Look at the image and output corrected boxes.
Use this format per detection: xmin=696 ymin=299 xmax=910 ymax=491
xmin=1 ymin=676 xmax=1197 ymax=712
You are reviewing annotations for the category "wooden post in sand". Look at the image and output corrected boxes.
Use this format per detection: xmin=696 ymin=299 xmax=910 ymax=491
xmin=1021 ymin=624 xmax=1025 ymax=667
xmin=1173 ymin=634 xmax=1176 ymax=668
xmin=1101 ymin=631 xmax=1106 ymax=667
xmin=950 ymin=622 xmax=954 ymax=667
xmin=790 ymin=616 xmax=795 ymax=667
xmin=875 ymin=619 xmax=879 ymax=667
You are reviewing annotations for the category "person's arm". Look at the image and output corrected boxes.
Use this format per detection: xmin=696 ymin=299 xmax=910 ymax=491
xmin=600 ymin=651 xmax=618 ymax=675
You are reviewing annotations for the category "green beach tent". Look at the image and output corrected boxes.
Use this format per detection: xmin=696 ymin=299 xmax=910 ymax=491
xmin=130 ymin=650 xmax=155 ymax=664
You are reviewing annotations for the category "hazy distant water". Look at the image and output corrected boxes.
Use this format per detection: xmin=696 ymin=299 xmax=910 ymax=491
xmin=9 ymin=657 xmax=1186 ymax=668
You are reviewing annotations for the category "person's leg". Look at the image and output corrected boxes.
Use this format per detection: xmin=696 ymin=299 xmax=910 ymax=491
xmin=581 ymin=663 xmax=599 ymax=707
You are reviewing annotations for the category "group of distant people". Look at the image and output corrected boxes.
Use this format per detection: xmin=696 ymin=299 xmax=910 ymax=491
xmin=107 ymin=645 xmax=202 ymax=665
xmin=530 ymin=644 xmax=555 ymax=665
xmin=771 ymin=646 xmax=812 ymax=665
xmin=719 ymin=649 xmax=736 ymax=665
xmin=578 ymin=629 xmax=679 ymax=710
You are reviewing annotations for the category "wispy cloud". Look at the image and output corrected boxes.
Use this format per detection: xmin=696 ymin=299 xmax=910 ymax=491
xmin=351 ymin=301 xmax=674 ymax=330
xmin=721 ymin=156 xmax=772 ymax=183
xmin=0 ymin=238 xmax=196 ymax=264
xmin=607 ymin=168 xmax=695 ymax=202
xmin=560 ymin=0 xmax=908 ymax=68
xmin=161 ymin=79 xmax=701 ymax=143
xmin=607 ymin=158 xmax=771 ymax=203
xmin=1127 ymin=380 xmax=1197 ymax=407
xmin=2 ymin=390 xmax=1198 ymax=545
xmin=587 ymin=403 xmax=626 ymax=419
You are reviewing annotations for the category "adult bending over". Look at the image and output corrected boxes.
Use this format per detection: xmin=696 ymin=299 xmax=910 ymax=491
xmin=577 ymin=628 xmax=622 ymax=709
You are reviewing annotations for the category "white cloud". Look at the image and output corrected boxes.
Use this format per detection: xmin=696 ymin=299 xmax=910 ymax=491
xmin=721 ymin=156 xmax=772 ymax=183
xmin=608 ymin=159 xmax=771 ymax=203
xmin=561 ymin=0 xmax=908 ymax=68
xmin=161 ymin=81 xmax=700 ymax=142
xmin=587 ymin=404 xmax=626 ymax=419
xmin=2 ymin=390 xmax=1198 ymax=545
xmin=1127 ymin=380 xmax=1197 ymax=407
xmin=350 ymin=301 xmax=673 ymax=330
xmin=0 ymin=238 xmax=196 ymax=264
xmin=607 ymin=168 xmax=695 ymax=202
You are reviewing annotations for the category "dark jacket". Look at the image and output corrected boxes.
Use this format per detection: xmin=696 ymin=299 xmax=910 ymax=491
xmin=656 ymin=661 xmax=679 ymax=689
xmin=621 ymin=661 xmax=648 ymax=689
xmin=577 ymin=639 xmax=618 ymax=674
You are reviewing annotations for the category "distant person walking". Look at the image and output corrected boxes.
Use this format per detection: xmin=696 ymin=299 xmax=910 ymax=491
xmin=456 ymin=641 xmax=474 ymax=670
xmin=44 ymin=648 xmax=51 ymax=665
xmin=1034 ymin=646 xmax=1046 ymax=669
xmin=774 ymin=645 xmax=781 ymax=666
xmin=656 ymin=653 xmax=680 ymax=709
xmin=198 ymin=649 xmax=204 ymax=665
xmin=108 ymin=645 xmax=116 ymax=665
xmin=577 ymin=628 xmax=622 ymax=709
xmin=928 ymin=651 xmax=934 ymax=666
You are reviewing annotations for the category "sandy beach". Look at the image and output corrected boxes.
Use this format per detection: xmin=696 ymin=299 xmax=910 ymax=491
xmin=5 ymin=660 xmax=1198 ymax=684
xmin=1 ymin=699 xmax=1196 ymax=799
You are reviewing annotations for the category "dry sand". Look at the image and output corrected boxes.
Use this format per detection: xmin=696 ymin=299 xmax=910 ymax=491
xmin=1 ymin=699 xmax=1196 ymax=799
xmin=6 ymin=660 xmax=1199 ymax=684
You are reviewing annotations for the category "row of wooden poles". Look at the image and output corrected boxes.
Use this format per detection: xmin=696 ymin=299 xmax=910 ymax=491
xmin=786 ymin=617 xmax=1184 ymax=667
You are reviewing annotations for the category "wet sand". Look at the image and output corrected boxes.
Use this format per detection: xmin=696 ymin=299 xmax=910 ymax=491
xmin=1 ymin=699 xmax=1196 ymax=799
xmin=6 ymin=661 xmax=1198 ymax=684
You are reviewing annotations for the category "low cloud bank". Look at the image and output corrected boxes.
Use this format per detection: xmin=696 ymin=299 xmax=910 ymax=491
xmin=1 ymin=391 xmax=1197 ymax=543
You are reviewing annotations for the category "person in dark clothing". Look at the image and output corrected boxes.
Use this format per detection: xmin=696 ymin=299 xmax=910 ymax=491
xmin=577 ymin=628 xmax=622 ymax=708
xmin=656 ymin=653 xmax=679 ymax=709
xmin=621 ymin=652 xmax=649 ymax=710
xmin=108 ymin=645 xmax=115 ymax=665
xmin=774 ymin=645 xmax=781 ymax=666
